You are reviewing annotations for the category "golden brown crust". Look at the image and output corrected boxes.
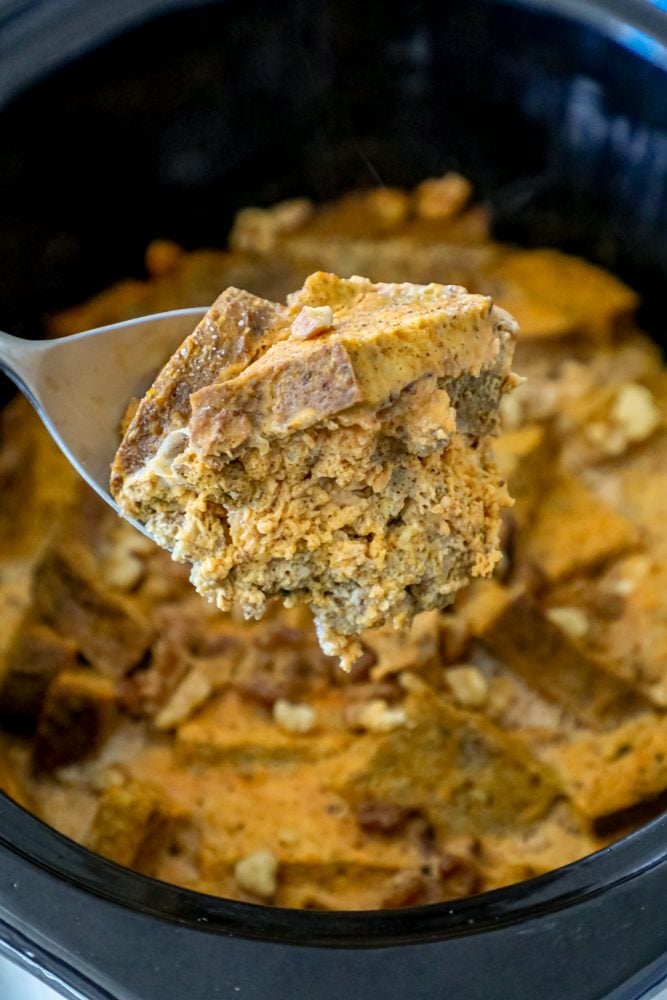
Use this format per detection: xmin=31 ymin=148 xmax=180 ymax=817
xmin=190 ymin=338 xmax=364 ymax=452
xmin=111 ymin=287 xmax=290 ymax=485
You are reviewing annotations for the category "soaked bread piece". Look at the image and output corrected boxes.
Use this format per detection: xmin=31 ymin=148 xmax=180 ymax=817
xmin=538 ymin=714 xmax=667 ymax=818
xmin=32 ymin=669 xmax=118 ymax=771
xmin=340 ymin=690 xmax=564 ymax=832
xmin=516 ymin=473 xmax=639 ymax=583
xmin=33 ymin=544 xmax=152 ymax=677
xmin=476 ymin=584 xmax=649 ymax=730
xmin=0 ymin=620 xmax=78 ymax=730
xmin=478 ymin=249 xmax=639 ymax=342
xmin=112 ymin=272 xmax=518 ymax=665
xmin=85 ymin=779 xmax=181 ymax=875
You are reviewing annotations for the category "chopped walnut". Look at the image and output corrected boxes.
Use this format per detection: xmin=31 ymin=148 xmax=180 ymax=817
xmin=90 ymin=764 xmax=128 ymax=793
xmin=102 ymin=525 xmax=153 ymax=592
xmin=584 ymin=383 xmax=661 ymax=458
xmin=104 ymin=551 xmax=144 ymax=592
xmin=290 ymin=305 xmax=334 ymax=340
xmin=343 ymin=685 xmax=403 ymax=732
xmin=397 ymin=670 xmax=428 ymax=694
xmin=608 ymin=554 xmax=651 ymax=594
xmin=545 ymin=606 xmax=589 ymax=640
xmin=272 ymin=698 xmax=316 ymax=734
xmin=499 ymin=388 xmax=524 ymax=431
xmin=445 ymin=666 xmax=489 ymax=708
xmin=356 ymin=698 xmax=407 ymax=733
xmin=611 ymin=383 xmax=661 ymax=444
xmin=230 ymin=198 xmax=313 ymax=254
xmin=364 ymin=187 xmax=411 ymax=226
xmin=234 ymin=849 xmax=279 ymax=899
xmin=414 ymin=172 xmax=472 ymax=221
xmin=153 ymin=667 xmax=213 ymax=730
xmin=269 ymin=197 xmax=314 ymax=231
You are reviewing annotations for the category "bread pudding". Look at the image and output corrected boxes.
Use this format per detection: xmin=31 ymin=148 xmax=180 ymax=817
xmin=111 ymin=272 xmax=517 ymax=665
xmin=0 ymin=173 xmax=665 ymax=910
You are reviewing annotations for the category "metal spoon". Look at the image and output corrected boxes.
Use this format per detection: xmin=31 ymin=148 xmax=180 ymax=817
xmin=0 ymin=308 xmax=206 ymax=527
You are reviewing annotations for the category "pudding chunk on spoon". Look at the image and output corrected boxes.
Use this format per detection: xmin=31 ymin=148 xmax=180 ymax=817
xmin=111 ymin=272 xmax=518 ymax=667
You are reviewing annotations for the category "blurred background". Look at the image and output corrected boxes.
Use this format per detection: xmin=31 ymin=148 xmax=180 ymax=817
xmin=2 ymin=0 xmax=667 ymax=342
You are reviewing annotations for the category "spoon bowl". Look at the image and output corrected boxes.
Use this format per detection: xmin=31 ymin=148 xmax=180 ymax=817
xmin=0 ymin=308 xmax=206 ymax=527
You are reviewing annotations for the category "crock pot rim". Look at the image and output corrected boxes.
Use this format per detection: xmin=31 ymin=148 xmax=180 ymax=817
xmin=1 ymin=792 xmax=665 ymax=948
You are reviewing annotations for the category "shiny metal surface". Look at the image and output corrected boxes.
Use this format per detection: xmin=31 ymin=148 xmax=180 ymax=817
xmin=0 ymin=308 xmax=205 ymax=519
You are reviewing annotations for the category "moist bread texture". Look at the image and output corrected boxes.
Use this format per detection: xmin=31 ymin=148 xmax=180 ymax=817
xmin=111 ymin=272 xmax=518 ymax=664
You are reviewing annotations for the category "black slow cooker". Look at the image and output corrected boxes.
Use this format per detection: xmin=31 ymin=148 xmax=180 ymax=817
xmin=1 ymin=1 xmax=667 ymax=997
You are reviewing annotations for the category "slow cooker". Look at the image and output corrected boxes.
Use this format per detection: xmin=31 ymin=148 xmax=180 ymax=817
xmin=1 ymin=1 xmax=667 ymax=997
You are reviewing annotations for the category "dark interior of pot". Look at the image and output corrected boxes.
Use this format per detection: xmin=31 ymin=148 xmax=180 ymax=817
xmin=2 ymin=0 xmax=667 ymax=346
xmin=1 ymin=2 xmax=667 ymax=989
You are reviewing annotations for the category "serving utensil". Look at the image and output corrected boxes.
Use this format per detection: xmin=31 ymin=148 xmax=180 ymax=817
xmin=0 ymin=308 xmax=206 ymax=525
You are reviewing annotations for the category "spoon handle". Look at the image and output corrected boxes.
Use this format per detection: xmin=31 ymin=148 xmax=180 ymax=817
xmin=0 ymin=330 xmax=43 ymax=409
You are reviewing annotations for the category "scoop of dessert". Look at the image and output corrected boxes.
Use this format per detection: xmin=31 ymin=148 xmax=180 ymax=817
xmin=111 ymin=271 xmax=518 ymax=667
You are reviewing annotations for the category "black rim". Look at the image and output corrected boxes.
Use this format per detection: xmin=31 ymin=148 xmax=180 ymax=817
xmin=1 ymin=793 xmax=666 ymax=947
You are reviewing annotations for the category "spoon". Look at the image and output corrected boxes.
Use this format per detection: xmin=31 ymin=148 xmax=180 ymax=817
xmin=0 ymin=308 xmax=206 ymax=529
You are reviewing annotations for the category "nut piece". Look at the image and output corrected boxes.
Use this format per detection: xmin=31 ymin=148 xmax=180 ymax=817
xmin=230 ymin=198 xmax=313 ymax=254
xmin=290 ymin=305 xmax=334 ymax=340
xmin=154 ymin=667 xmax=213 ymax=730
xmin=611 ymin=383 xmax=661 ymax=443
xmin=90 ymin=764 xmax=127 ymax=793
xmin=444 ymin=666 xmax=488 ymax=708
xmin=357 ymin=698 xmax=407 ymax=733
xmin=499 ymin=390 xmax=524 ymax=431
xmin=397 ymin=671 xmax=428 ymax=694
xmin=104 ymin=550 xmax=144 ymax=591
xmin=545 ymin=606 xmax=589 ymax=640
xmin=272 ymin=698 xmax=316 ymax=734
xmin=364 ymin=187 xmax=411 ymax=226
xmin=234 ymin=849 xmax=279 ymax=899
xmin=415 ymin=172 xmax=472 ymax=221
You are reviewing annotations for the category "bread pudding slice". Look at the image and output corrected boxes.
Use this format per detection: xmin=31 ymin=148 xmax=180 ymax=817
xmin=111 ymin=272 xmax=518 ymax=665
